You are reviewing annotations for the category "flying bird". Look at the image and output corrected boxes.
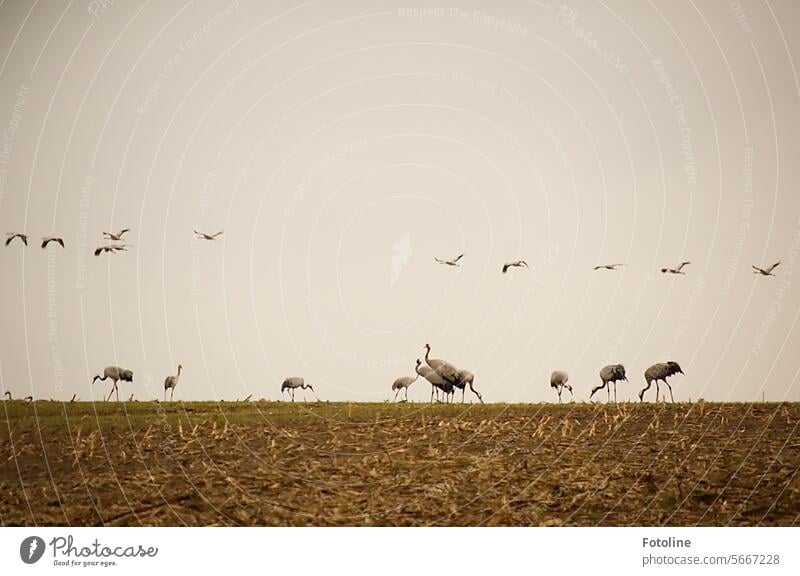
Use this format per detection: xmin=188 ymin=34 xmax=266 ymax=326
xmin=41 ymin=237 xmax=65 ymax=249
xmin=593 ymin=263 xmax=624 ymax=271
xmin=502 ymin=260 xmax=528 ymax=274
xmin=194 ymin=230 xmax=224 ymax=241
xmin=5 ymin=233 xmax=27 ymax=246
xmin=752 ymin=262 xmax=781 ymax=276
xmin=103 ymin=228 xmax=130 ymax=241
xmin=434 ymin=254 xmax=463 ymax=267
xmin=661 ymin=261 xmax=691 ymax=274
xmin=94 ymin=244 xmax=131 ymax=256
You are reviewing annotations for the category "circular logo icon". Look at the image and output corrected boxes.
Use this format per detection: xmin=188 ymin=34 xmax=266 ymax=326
xmin=20 ymin=536 xmax=46 ymax=564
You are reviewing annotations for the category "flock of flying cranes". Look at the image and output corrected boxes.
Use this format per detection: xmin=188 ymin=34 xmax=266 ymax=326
xmin=0 ymin=224 xmax=785 ymax=405
xmin=434 ymin=253 xmax=782 ymax=277
xmin=4 ymin=228 xmax=225 ymax=254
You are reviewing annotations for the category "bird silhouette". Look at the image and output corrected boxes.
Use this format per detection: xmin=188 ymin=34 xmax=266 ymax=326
xmin=94 ymin=244 xmax=130 ymax=256
xmin=41 ymin=237 xmax=65 ymax=249
xmin=103 ymin=228 xmax=130 ymax=241
xmin=593 ymin=263 xmax=624 ymax=271
xmin=5 ymin=233 xmax=27 ymax=246
xmin=194 ymin=230 xmax=224 ymax=241
xmin=434 ymin=254 xmax=463 ymax=267
xmin=753 ymin=262 xmax=781 ymax=276
xmin=502 ymin=260 xmax=528 ymax=274
xmin=661 ymin=261 xmax=691 ymax=274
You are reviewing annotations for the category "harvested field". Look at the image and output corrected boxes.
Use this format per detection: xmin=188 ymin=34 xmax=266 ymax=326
xmin=2 ymin=401 xmax=800 ymax=526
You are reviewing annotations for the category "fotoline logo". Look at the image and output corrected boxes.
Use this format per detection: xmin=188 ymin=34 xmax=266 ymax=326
xmin=20 ymin=536 xmax=46 ymax=564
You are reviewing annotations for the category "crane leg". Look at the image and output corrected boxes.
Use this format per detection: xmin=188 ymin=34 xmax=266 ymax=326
xmin=639 ymin=380 xmax=651 ymax=402
xmin=171 ymin=388 xmax=175 ymax=401
xmin=666 ymin=382 xmax=674 ymax=403
xmin=405 ymin=387 xmax=409 ymax=401
xmin=394 ymin=389 xmax=400 ymax=402
xmin=613 ymin=382 xmax=617 ymax=403
xmin=656 ymin=382 xmax=660 ymax=402
xmin=606 ymin=385 xmax=610 ymax=402
xmin=558 ymin=388 xmax=562 ymax=404
xmin=115 ymin=384 xmax=120 ymax=402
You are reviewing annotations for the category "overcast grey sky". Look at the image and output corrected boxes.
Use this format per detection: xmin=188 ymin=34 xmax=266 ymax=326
xmin=0 ymin=0 xmax=799 ymax=403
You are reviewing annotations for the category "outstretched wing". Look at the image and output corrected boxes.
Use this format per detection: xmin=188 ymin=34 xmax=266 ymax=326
xmin=518 ymin=260 xmax=528 ymax=267
xmin=452 ymin=254 xmax=464 ymax=263
xmin=4 ymin=236 xmax=12 ymax=246
xmin=56 ymin=238 xmax=64 ymax=248
xmin=118 ymin=228 xmax=130 ymax=237
xmin=211 ymin=231 xmax=224 ymax=239
xmin=677 ymin=261 xmax=691 ymax=271
xmin=94 ymin=247 xmax=103 ymax=256
xmin=502 ymin=264 xmax=510 ymax=274
xmin=766 ymin=261 xmax=781 ymax=273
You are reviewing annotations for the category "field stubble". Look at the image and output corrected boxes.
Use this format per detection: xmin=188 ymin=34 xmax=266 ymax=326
xmin=1 ymin=401 xmax=799 ymax=526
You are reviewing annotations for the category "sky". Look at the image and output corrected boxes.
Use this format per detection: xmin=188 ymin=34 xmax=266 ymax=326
xmin=0 ymin=0 xmax=799 ymax=403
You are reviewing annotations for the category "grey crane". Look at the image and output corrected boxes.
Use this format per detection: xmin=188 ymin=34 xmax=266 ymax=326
xmin=502 ymin=260 xmax=528 ymax=274
xmin=550 ymin=370 xmax=572 ymax=404
xmin=5 ymin=233 xmax=27 ymax=246
xmin=661 ymin=261 xmax=691 ymax=274
xmin=194 ymin=229 xmax=224 ymax=241
xmin=444 ymin=368 xmax=483 ymax=403
xmin=41 ymin=237 xmax=65 ymax=249
xmin=424 ymin=343 xmax=460 ymax=387
xmin=92 ymin=366 xmax=134 ymax=401
xmin=640 ymin=362 xmax=684 ymax=402
xmin=753 ymin=261 xmax=780 ymax=276
xmin=434 ymin=253 xmax=463 ymax=267
xmin=164 ymin=364 xmax=182 ymax=401
xmin=590 ymin=364 xmax=628 ymax=402
xmin=415 ymin=361 xmax=453 ymax=403
xmin=593 ymin=263 xmax=624 ymax=271
xmin=281 ymin=376 xmax=313 ymax=402
xmin=391 ymin=360 xmax=420 ymax=402
xmin=103 ymin=228 xmax=130 ymax=241
xmin=94 ymin=244 xmax=131 ymax=256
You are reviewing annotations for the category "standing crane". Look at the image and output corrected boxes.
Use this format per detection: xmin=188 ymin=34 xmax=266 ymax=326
xmin=164 ymin=364 xmax=182 ymax=401
xmin=92 ymin=366 xmax=134 ymax=401
xmin=550 ymin=370 xmax=572 ymax=403
xmin=590 ymin=364 xmax=627 ymax=402
xmin=281 ymin=377 xmax=313 ymax=402
xmin=640 ymin=362 xmax=684 ymax=402
xmin=391 ymin=360 xmax=420 ymax=402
